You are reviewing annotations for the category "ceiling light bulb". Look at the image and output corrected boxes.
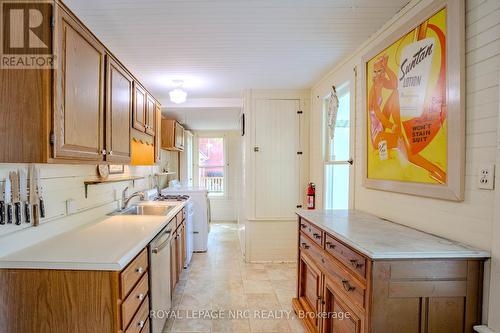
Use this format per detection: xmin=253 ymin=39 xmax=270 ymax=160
xmin=169 ymin=88 xmax=187 ymax=104
xmin=169 ymin=80 xmax=187 ymax=104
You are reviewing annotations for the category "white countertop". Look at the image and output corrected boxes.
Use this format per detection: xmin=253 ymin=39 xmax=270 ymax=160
xmin=297 ymin=209 xmax=490 ymax=260
xmin=0 ymin=201 xmax=186 ymax=271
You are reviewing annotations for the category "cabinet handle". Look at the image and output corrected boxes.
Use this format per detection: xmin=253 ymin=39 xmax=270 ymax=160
xmin=342 ymin=280 xmax=355 ymax=292
xmin=137 ymin=320 xmax=145 ymax=328
xmin=326 ymin=241 xmax=336 ymax=249
xmin=301 ymin=242 xmax=310 ymax=249
xmin=313 ymin=233 xmax=321 ymax=239
xmin=136 ymin=267 xmax=144 ymax=274
xmin=300 ymin=223 xmax=306 ymax=228
xmin=101 ymin=149 xmax=107 ymax=155
xmin=137 ymin=293 xmax=145 ymax=301
xmin=350 ymin=259 xmax=363 ymax=269
xmin=108 ymin=151 xmax=113 ymax=156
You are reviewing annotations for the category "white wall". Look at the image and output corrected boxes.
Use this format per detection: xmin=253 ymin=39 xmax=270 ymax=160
xmin=0 ymin=150 xmax=178 ymax=252
xmin=309 ymin=0 xmax=500 ymax=329
xmin=193 ymin=130 xmax=242 ymax=222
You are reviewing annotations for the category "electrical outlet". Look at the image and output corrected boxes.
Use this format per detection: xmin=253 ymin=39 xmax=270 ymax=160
xmin=478 ymin=164 xmax=495 ymax=190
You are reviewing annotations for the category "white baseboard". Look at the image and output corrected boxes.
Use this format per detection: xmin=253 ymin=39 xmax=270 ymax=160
xmin=474 ymin=325 xmax=496 ymax=333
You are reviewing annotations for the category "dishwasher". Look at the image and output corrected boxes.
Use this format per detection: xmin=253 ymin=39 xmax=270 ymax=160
xmin=149 ymin=223 xmax=173 ymax=333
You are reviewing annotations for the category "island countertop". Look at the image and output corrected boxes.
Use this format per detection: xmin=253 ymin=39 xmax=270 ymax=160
xmin=0 ymin=201 xmax=187 ymax=271
xmin=296 ymin=209 xmax=490 ymax=260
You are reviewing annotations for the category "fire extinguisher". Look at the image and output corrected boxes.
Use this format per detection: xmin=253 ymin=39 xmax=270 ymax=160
xmin=307 ymin=182 xmax=316 ymax=210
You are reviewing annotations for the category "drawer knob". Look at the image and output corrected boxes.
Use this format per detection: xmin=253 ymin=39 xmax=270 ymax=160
xmin=300 ymin=223 xmax=306 ymax=228
xmin=350 ymin=259 xmax=363 ymax=269
xmin=301 ymin=242 xmax=310 ymax=249
xmin=136 ymin=267 xmax=144 ymax=274
xmin=342 ymin=280 xmax=355 ymax=292
xmin=137 ymin=320 xmax=145 ymax=328
xmin=137 ymin=293 xmax=145 ymax=301
xmin=313 ymin=233 xmax=321 ymax=239
xmin=326 ymin=241 xmax=336 ymax=249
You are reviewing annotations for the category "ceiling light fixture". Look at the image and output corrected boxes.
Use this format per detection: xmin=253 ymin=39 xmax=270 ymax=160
xmin=169 ymin=80 xmax=187 ymax=104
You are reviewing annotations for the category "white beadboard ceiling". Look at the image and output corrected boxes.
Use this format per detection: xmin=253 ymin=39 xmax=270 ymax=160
xmin=63 ymin=0 xmax=409 ymax=103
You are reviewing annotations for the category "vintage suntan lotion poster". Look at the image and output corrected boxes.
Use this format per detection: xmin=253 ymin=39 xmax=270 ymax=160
xmin=366 ymin=8 xmax=447 ymax=185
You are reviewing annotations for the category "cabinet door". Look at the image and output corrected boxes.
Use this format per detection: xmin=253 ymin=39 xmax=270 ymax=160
xmin=54 ymin=9 xmax=105 ymax=161
xmin=105 ymin=56 xmax=132 ymax=163
xmin=298 ymin=252 xmax=322 ymax=332
xmin=170 ymin=232 xmax=178 ymax=294
xmin=174 ymin=122 xmax=184 ymax=150
xmin=133 ymin=83 xmax=146 ymax=132
xmin=145 ymin=94 xmax=156 ymax=136
xmin=154 ymin=103 xmax=162 ymax=163
xmin=176 ymin=224 xmax=184 ymax=273
xmin=323 ymin=277 xmax=363 ymax=333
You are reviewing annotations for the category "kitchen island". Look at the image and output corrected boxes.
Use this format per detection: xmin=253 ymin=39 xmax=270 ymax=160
xmin=293 ymin=209 xmax=490 ymax=333
xmin=0 ymin=200 xmax=187 ymax=333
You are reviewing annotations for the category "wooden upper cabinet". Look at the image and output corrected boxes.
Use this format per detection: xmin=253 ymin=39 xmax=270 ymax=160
xmin=133 ymin=83 xmax=147 ymax=132
xmin=145 ymin=95 xmax=156 ymax=136
xmin=105 ymin=56 xmax=133 ymax=164
xmin=161 ymin=119 xmax=185 ymax=151
xmin=155 ymin=103 xmax=162 ymax=163
xmin=53 ymin=8 xmax=105 ymax=161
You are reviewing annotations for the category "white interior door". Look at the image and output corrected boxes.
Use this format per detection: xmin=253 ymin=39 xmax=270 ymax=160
xmin=254 ymin=99 xmax=300 ymax=219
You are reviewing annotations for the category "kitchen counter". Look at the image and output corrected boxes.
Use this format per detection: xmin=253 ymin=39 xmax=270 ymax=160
xmin=297 ymin=209 xmax=490 ymax=259
xmin=0 ymin=201 xmax=186 ymax=271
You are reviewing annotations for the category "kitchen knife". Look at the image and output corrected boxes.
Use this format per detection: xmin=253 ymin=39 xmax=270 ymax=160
xmin=0 ymin=181 xmax=5 ymax=225
xmin=36 ymin=167 xmax=45 ymax=218
xmin=5 ymin=175 xmax=12 ymax=224
xmin=19 ymin=169 xmax=30 ymax=224
xmin=10 ymin=171 xmax=21 ymax=225
xmin=30 ymin=166 xmax=40 ymax=226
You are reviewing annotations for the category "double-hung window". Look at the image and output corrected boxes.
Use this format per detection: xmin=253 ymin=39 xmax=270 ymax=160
xmin=324 ymin=82 xmax=352 ymax=209
xmin=198 ymin=137 xmax=225 ymax=195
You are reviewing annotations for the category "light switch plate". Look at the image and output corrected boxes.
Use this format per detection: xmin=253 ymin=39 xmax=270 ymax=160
xmin=478 ymin=164 xmax=495 ymax=190
xmin=66 ymin=199 xmax=77 ymax=214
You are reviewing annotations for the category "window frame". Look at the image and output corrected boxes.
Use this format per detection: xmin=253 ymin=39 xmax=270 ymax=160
xmin=322 ymin=77 xmax=356 ymax=210
xmin=194 ymin=134 xmax=228 ymax=197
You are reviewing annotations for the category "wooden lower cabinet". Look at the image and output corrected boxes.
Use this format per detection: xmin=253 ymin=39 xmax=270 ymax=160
xmin=293 ymin=217 xmax=484 ymax=333
xmin=170 ymin=208 xmax=187 ymax=295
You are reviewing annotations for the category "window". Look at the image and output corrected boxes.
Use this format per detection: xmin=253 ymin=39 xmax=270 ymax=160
xmin=198 ymin=137 xmax=225 ymax=195
xmin=324 ymin=83 xmax=351 ymax=209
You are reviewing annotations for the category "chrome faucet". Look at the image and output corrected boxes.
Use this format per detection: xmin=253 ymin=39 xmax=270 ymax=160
xmin=121 ymin=186 xmax=146 ymax=210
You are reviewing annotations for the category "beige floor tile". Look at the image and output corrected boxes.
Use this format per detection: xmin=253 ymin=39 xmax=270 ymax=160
xmin=211 ymin=318 xmax=251 ymax=333
xmin=249 ymin=318 xmax=292 ymax=333
xmin=169 ymin=318 xmax=212 ymax=332
xmin=243 ymin=280 xmax=275 ymax=294
xmin=246 ymin=293 xmax=281 ymax=311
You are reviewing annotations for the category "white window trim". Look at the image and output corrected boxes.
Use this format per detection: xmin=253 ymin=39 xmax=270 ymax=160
xmin=321 ymin=72 xmax=356 ymax=210
xmin=194 ymin=133 xmax=228 ymax=198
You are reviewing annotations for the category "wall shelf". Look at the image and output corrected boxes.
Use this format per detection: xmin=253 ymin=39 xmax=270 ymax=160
xmin=84 ymin=176 xmax=144 ymax=198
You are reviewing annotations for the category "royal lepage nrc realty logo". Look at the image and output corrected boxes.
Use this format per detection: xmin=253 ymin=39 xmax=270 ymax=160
xmin=1 ymin=0 xmax=54 ymax=69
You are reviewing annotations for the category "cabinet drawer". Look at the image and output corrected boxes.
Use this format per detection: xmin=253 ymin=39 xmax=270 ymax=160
xmin=122 ymin=272 xmax=149 ymax=328
xmin=299 ymin=219 xmax=323 ymax=246
xmin=121 ymin=248 xmax=148 ymax=297
xmin=321 ymin=255 xmax=367 ymax=310
xmin=325 ymin=233 xmax=366 ymax=279
xmin=125 ymin=295 xmax=150 ymax=333
xmin=140 ymin=318 xmax=150 ymax=333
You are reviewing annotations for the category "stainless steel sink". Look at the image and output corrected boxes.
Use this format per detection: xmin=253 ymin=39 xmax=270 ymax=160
xmin=111 ymin=204 xmax=175 ymax=216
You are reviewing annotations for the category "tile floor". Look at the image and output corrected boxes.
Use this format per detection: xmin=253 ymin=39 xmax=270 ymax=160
xmin=163 ymin=223 xmax=306 ymax=333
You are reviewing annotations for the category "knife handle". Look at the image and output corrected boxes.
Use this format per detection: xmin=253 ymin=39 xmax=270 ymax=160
xmin=24 ymin=203 xmax=31 ymax=224
xmin=0 ymin=201 xmax=5 ymax=225
xmin=33 ymin=204 xmax=40 ymax=227
xmin=14 ymin=202 xmax=21 ymax=225
xmin=40 ymin=199 xmax=45 ymax=218
xmin=6 ymin=204 xmax=13 ymax=224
